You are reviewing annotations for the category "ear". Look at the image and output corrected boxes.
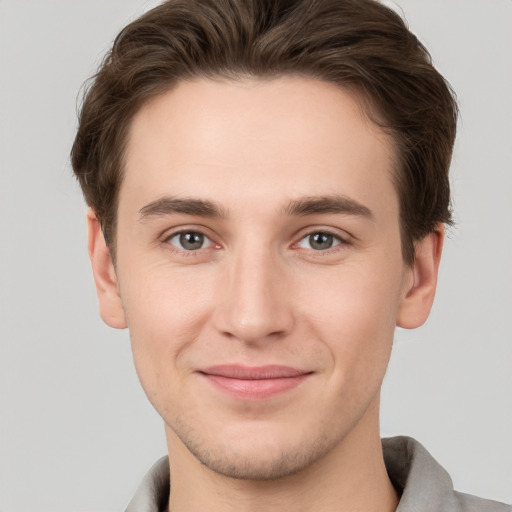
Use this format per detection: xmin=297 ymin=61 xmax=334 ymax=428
xmin=87 ymin=208 xmax=127 ymax=329
xmin=396 ymin=224 xmax=444 ymax=329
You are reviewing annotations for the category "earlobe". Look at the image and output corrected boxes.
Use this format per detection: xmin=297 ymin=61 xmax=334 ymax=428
xmin=396 ymin=225 xmax=444 ymax=329
xmin=87 ymin=208 xmax=127 ymax=329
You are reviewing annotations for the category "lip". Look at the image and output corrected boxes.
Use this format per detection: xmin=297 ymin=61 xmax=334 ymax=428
xmin=199 ymin=365 xmax=312 ymax=400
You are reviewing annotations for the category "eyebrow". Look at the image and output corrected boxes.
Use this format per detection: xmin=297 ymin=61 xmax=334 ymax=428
xmin=138 ymin=194 xmax=374 ymax=222
xmin=139 ymin=197 xmax=226 ymax=220
xmin=282 ymin=195 xmax=374 ymax=220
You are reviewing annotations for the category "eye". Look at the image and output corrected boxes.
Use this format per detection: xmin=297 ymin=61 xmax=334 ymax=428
xmin=297 ymin=231 xmax=342 ymax=251
xmin=167 ymin=231 xmax=214 ymax=251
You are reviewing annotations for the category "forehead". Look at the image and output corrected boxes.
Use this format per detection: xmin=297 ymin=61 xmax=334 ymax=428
xmin=121 ymin=76 xmax=397 ymax=218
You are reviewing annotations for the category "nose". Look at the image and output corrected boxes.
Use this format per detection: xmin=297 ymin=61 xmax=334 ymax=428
xmin=213 ymin=244 xmax=294 ymax=345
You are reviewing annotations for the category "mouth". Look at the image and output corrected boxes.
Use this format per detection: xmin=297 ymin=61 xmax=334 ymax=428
xmin=198 ymin=365 xmax=313 ymax=400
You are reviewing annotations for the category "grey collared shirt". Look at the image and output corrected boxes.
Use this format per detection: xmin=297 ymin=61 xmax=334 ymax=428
xmin=125 ymin=436 xmax=511 ymax=512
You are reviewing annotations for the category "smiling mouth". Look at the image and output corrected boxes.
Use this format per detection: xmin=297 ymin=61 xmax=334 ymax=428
xmin=199 ymin=365 xmax=313 ymax=400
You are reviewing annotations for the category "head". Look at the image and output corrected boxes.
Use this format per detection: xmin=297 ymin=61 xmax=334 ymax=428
xmin=72 ymin=0 xmax=457 ymax=266
xmin=72 ymin=0 xmax=457 ymax=483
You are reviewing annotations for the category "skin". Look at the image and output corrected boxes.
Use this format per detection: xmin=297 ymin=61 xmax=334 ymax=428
xmin=88 ymin=76 xmax=443 ymax=512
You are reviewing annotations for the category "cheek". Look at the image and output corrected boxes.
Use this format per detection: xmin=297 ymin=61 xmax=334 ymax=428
xmin=121 ymin=259 xmax=216 ymax=333
xmin=300 ymin=259 xmax=402 ymax=330
xmin=119 ymin=266 xmax=215 ymax=400
xmin=296 ymin=259 xmax=404 ymax=379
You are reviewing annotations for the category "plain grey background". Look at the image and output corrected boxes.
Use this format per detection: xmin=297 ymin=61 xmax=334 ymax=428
xmin=0 ymin=0 xmax=511 ymax=510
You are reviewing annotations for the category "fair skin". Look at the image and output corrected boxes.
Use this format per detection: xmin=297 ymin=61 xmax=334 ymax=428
xmin=88 ymin=76 xmax=443 ymax=512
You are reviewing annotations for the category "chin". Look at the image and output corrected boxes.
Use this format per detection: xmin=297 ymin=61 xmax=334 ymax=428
xmin=171 ymin=417 xmax=337 ymax=481
xmin=190 ymin=442 xmax=328 ymax=481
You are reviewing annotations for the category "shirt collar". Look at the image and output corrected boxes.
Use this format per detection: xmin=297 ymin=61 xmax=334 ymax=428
xmin=125 ymin=436 xmax=503 ymax=512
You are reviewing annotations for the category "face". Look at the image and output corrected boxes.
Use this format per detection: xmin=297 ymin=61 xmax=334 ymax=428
xmin=90 ymin=76 xmax=441 ymax=480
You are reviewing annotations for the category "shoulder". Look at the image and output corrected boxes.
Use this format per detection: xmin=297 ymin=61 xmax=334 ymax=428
xmin=454 ymin=490 xmax=511 ymax=512
xmin=382 ymin=436 xmax=511 ymax=512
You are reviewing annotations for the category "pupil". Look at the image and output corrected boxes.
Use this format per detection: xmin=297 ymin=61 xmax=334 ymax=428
xmin=180 ymin=232 xmax=203 ymax=250
xmin=310 ymin=233 xmax=333 ymax=250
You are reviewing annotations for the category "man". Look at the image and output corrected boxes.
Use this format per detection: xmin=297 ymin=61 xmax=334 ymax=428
xmin=71 ymin=0 xmax=510 ymax=510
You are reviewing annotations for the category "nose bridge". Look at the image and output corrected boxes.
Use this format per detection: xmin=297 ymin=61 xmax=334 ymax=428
xmin=216 ymin=236 xmax=292 ymax=343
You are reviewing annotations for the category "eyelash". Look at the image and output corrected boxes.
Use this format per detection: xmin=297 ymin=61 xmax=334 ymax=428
xmin=161 ymin=228 xmax=351 ymax=256
xmin=163 ymin=229 xmax=219 ymax=257
xmin=293 ymin=229 xmax=351 ymax=258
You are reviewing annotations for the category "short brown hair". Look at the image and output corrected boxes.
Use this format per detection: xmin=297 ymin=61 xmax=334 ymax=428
xmin=71 ymin=0 xmax=458 ymax=264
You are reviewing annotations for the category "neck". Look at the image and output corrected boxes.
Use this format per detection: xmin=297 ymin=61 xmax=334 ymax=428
xmin=164 ymin=399 xmax=398 ymax=512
